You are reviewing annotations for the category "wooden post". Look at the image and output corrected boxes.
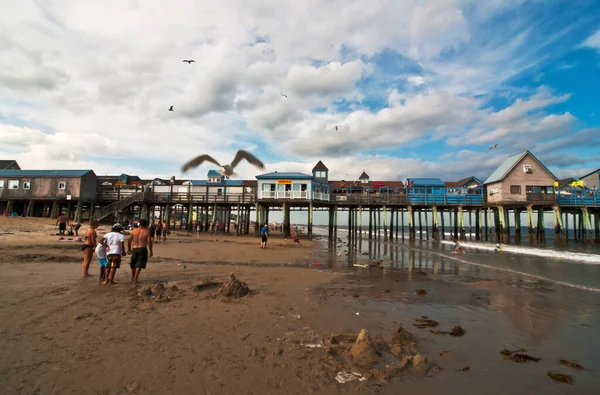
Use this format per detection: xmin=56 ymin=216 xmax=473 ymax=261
xmin=395 ymin=209 xmax=399 ymax=240
xmin=468 ymin=209 xmax=472 ymax=241
xmin=595 ymin=209 xmax=600 ymax=242
xmin=26 ymin=200 xmax=34 ymax=217
xmin=6 ymin=200 xmax=14 ymax=216
xmin=66 ymin=202 xmax=73 ymax=220
xmin=432 ymin=206 xmax=439 ymax=241
xmin=475 ymin=209 xmax=481 ymax=241
xmin=485 ymin=208 xmax=490 ymax=241
xmin=441 ymin=208 xmax=445 ymax=240
xmin=328 ymin=206 xmax=334 ymax=241
xmin=236 ymin=204 xmax=241 ymax=236
xmin=458 ymin=206 xmax=465 ymax=241
xmin=383 ymin=205 xmax=388 ymax=240
xmin=377 ymin=208 xmax=381 ymax=239
xmin=564 ymin=211 xmax=569 ymax=243
xmin=424 ymin=208 xmax=429 ymax=241
xmin=527 ymin=206 xmax=534 ymax=244
xmin=514 ymin=208 xmax=521 ymax=242
xmin=496 ymin=206 xmax=503 ymax=243
xmin=73 ymin=200 xmax=83 ymax=222
xmin=368 ymin=208 xmax=373 ymax=239
xmin=418 ymin=209 xmax=423 ymax=240
xmin=284 ymin=202 xmax=291 ymax=238
xmin=333 ymin=205 xmax=338 ymax=238
xmin=453 ymin=208 xmax=459 ymax=241
xmin=552 ymin=206 xmax=562 ymax=244
xmin=348 ymin=207 xmax=352 ymax=240
xmin=408 ymin=206 xmax=415 ymax=239
xmin=389 ymin=207 xmax=394 ymax=241
xmin=358 ymin=206 xmax=363 ymax=237
xmin=308 ymin=202 xmax=313 ymax=240
xmin=401 ymin=209 xmax=405 ymax=240
xmin=538 ymin=208 xmax=545 ymax=243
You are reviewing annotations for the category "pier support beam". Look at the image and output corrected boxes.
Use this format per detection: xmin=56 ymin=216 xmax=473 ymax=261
xmin=74 ymin=200 xmax=83 ymax=222
xmin=453 ymin=208 xmax=458 ymax=241
xmin=458 ymin=206 xmax=465 ymax=241
xmin=283 ymin=202 xmax=291 ymax=238
xmin=368 ymin=209 xmax=373 ymax=239
xmin=514 ymin=208 xmax=521 ymax=242
xmin=424 ymin=208 xmax=429 ymax=241
xmin=308 ymin=202 xmax=313 ymax=240
xmin=358 ymin=206 xmax=363 ymax=237
xmin=475 ymin=209 xmax=481 ymax=241
xmin=552 ymin=206 xmax=562 ymax=244
xmin=418 ymin=209 xmax=423 ymax=240
xmin=432 ymin=206 xmax=439 ymax=241
xmin=595 ymin=209 xmax=600 ymax=242
xmin=389 ymin=208 xmax=394 ymax=240
xmin=408 ymin=206 xmax=415 ymax=240
xmin=401 ymin=209 xmax=405 ymax=240
xmin=527 ymin=206 xmax=535 ymax=244
xmin=440 ymin=208 xmax=445 ymax=240
xmin=186 ymin=203 xmax=193 ymax=232
xmin=328 ymin=206 xmax=334 ymax=241
xmin=383 ymin=205 xmax=388 ymax=240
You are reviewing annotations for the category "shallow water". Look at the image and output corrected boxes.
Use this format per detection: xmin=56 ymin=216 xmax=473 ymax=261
xmin=307 ymin=228 xmax=600 ymax=393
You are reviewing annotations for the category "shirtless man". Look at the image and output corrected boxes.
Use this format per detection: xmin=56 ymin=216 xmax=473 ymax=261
xmin=127 ymin=218 xmax=153 ymax=284
xmin=56 ymin=214 xmax=69 ymax=235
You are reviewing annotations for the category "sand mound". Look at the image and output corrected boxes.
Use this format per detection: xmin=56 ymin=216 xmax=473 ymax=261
xmin=391 ymin=326 xmax=416 ymax=344
xmin=349 ymin=329 xmax=380 ymax=367
xmin=219 ymin=273 xmax=250 ymax=298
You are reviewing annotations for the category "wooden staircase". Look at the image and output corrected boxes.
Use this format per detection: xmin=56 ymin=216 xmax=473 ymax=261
xmin=93 ymin=193 xmax=143 ymax=222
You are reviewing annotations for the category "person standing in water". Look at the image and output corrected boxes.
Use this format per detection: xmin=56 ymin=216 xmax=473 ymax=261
xmin=81 ymin=220 xmax=99 ymax=277
xmin=127 ymin=218 xmax=153 ymax=284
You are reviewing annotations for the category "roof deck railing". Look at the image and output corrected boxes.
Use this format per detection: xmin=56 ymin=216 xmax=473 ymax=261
xmin=557 ymin=189 xmax=599 ymax=206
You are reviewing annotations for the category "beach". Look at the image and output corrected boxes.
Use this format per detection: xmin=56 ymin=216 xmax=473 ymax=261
xmin=1 ymin=216 xmax=599 ymax=394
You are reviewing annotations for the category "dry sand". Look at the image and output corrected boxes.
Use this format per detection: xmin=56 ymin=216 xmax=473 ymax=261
xmin=0 ymin=217 xmax=428 ymax=394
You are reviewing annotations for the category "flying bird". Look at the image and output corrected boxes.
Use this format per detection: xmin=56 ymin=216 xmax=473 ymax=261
xmin=489 ymin=144 xmax=499 ymax=150
xmin=168 ymin=106 xmax=174 ymax=111
xmin=281 ymin=93 xmax=288 ymax=98
xmin=181 ymin=150 xmax=265 ymax=179
xmin=335 ymin=125 xmax=338 ymax=131
xmin=182 ymin=60 xmax=196 ymax=64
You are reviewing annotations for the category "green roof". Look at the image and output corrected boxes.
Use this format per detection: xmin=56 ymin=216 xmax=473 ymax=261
xmin=483 ymin=151 xmax=557 ymax=185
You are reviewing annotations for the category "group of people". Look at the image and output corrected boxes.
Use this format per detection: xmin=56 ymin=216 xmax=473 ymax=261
xmin=80 ymin=219 xmax=154 ymax=285
xmin=55 ymin=214 xmax=82 ymax=236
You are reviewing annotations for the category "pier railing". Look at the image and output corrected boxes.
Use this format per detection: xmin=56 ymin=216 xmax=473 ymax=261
xmin=332 ymin=188 xmax=484 ymax=206
xmin=557 ymin=189 xmax=599 ymax=206
xmin=257 ymin=191 xmax=329 ymax=201
xmin=98 ymin=190 xmax=256 ymax=205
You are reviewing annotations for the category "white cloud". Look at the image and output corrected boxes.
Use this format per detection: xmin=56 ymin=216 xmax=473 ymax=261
xmin=0 ymin=0 xmax=596 ymax=183
xmin=581 ymin=28 xmax=600 ymax=52
xmin=407 ymin=76 xmax=425 ymax=86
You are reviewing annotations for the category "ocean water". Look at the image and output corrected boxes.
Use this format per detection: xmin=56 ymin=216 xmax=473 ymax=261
xmin=306 ymin=225 xmax=600 ymax=393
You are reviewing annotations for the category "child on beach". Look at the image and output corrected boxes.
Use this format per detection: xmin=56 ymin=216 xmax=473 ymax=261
xmin=454 ymin=240 xmax=463 ymax=253
xmin=95 ymin=241 xmax=108 ymax=282
xmin=494 ymin=243 xmax=502 ymax=252
xmin=101 ymin=223 xmax=126 ymax=285
xmin=292 ymin=232 xmax=302 ymax=246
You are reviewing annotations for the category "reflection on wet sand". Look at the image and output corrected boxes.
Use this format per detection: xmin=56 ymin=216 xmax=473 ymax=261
xmin=313 ymin=229 xmax=600 ymax=393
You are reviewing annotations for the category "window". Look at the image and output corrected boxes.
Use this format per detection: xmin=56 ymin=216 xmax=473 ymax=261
xmin=58 ymin=182 xmax=66 ymax=190
xmin=0 ymin=180 xmax=4 ymax=189
xmin=510 ymin=185 xmax=521 ymax=194
xmin=23 ymin=182 xmax=31 ymax=190
xmin=8 ymin=180 xmax=19 ymax=189
xmin=315 ymin=171 xmax=326 ymax=178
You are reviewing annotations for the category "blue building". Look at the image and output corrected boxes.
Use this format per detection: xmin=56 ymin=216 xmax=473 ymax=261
xmin=255 ymin=161 xmax=331 ymax=201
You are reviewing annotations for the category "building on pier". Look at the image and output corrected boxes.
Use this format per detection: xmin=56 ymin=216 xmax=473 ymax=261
xmin=483 ymin=150 xmax=557 ymax=205
xmin=444 ymin=176 xmax=483 ymax=194
xmin=579 ymin=168 xmax=600 ymax=190
xmin=0 ymin=160 xmax=20 ymax=170
xmin=256 ymin=171 xmax=331 ymax=201
xmin=0 ymin=169 xmax=97 ymax=217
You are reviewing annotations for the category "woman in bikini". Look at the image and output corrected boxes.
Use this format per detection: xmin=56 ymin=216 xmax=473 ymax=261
xmin=81 ymin=220 xmax=100 ymax=277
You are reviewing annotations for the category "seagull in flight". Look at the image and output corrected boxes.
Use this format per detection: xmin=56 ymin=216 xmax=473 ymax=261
xmin=489 ymin=144 xmax=499 ymax=150
xmin=168 ymin=106 xmax=174 ymax=111
xmin=182 ymin=60 xmax=196 ymax=64
xmin=335 ymin=125 xmax=339 ymax=131
xmin=181 ymin=150 xmax=265 ymax=179
xmin=281 ymin=93 xmax=288 ymax=98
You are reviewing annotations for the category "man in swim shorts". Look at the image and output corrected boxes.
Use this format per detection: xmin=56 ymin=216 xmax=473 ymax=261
xmin=56 ymin=214 xmax=69 ymax=235
xmin=261 ymin=224 xmax=268 ymax=249
xmin=127 ymin=218 xmax=153 ymax=284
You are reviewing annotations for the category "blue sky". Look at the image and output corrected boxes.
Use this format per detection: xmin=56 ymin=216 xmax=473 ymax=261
xmin=0 ymin=0 xmax=599 ymax=183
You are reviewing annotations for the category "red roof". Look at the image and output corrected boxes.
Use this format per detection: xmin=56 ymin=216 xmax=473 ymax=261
xmin=312 ymin=161 xmax=328 ymax=171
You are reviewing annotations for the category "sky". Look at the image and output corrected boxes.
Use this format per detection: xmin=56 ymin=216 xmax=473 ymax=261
xmin=1 ymin=0 xmax=600 ymax=184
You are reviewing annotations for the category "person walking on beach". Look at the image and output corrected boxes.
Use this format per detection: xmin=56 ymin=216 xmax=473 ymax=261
xmin=149 ymin=220 xmax=156 ymax=243
xmin=95 ymin=240 xmax=108 ymax=282
xmin=162 ymin=219 xmax=168 ymax=242
xmin=81 ymin=220 xmax=99 ymax=277
xmin=127 ymin=218 xmax=153 ymax=284
xmin=261 ymin=224 xmax=268 ymax=249
xmin=56 ymin=214 xmax=69 ymax=235
xmin=155 ymin=220 xmax=162 ymax=243
xmin=101 ymin=223 xmax=126 ymax=285
xmin=292 ymin=232 xmax=302 ymax=246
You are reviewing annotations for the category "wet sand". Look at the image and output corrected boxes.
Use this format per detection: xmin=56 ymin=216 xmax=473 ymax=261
xmin=1 ymin=217 xmax=599 ymax=394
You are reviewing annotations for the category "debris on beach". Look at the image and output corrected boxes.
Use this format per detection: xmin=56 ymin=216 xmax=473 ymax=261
xmin=154 ymin=283 xmax=165 ymax=292
xmin=547 ymin=372 xmax=573 ymax=384
xmin=430 ymin=330 xmax=450 ymax=335
xmin=391 ymin=326 xmax=416 ymax=344
xmin=349 ymin=329 xmax=380 ymax=366
xmin=219 ymin=273 xmax=250 ymax=298
xmin=75 ymin=312 xmax=96 ymax=320
xmin=410 ymin=353 xmax=429 ymax=372
xmin=449 ymin=325 xmax=465 ymax=337
xmin=335 ymin=371 xmax=367 ymax=384
xmin=141 ymin=287 xmax=152 ymax=296
xmin=456 ymin=365 xmax=470 ymax=372
xmin=508 ymin=353 xmax=541 ymax=363
xmin=559 ymin=359 xmax=584 ymax=370
xmin=193 ymin=279 xmax=222 ymax=292
xmin=415 ymin=289 xmax=428 ymax=295
xmin=500 ymin=349 xmax=512 ymax=356
xmin=413 ymin=318 xmax=439 ymax=329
